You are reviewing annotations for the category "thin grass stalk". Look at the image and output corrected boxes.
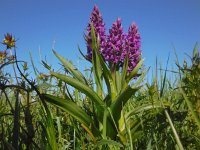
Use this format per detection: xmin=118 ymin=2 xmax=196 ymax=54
xmin=159 ymin=54 xmax=184 ymax=150
xmin=122 ymin=109 xmax=133 ymax=150
xmin=9 ymin=49 xmax=19 ymax=85
xmin=2 ymin=90 xmax=14 ymax=111
xmin=12 ymin=89 xmax=20 ymax=149
xmin=164 ymin=109 xmax=184 ymax=150
xmin=73 ymin=128 xmax=76 ymax=149
xmin=29 ymin=52 xmax=39 ymax=77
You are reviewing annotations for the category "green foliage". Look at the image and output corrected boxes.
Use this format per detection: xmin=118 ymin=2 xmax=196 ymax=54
xmin=0 ymin=32 xmax=200 ymax=149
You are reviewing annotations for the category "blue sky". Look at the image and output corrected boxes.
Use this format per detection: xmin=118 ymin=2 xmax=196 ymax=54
xmin=0 ymin=0 xmax=200 ymax=78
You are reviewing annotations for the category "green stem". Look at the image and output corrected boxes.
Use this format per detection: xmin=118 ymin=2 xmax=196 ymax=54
xmin=10 ymin=49 xmax=19 ymax=84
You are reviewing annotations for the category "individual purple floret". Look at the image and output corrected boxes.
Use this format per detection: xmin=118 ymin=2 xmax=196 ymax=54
xmin=85 ymin=5 xmax=106 ymax=60
xmin=105 ymin=18 xmax=125 ymax=65
xmin=125 ymin=22 xmax=141 ymax=72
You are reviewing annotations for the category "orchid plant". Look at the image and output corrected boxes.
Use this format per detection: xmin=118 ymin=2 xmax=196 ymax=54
xmin=43 ymin=5 xmax=145 ymax=144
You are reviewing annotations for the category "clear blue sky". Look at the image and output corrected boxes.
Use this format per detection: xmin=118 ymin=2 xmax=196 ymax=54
xmin=0 ymin=0 xmax=200 ymax=77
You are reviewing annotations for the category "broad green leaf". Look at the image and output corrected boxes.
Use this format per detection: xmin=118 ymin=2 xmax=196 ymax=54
xmin=53 ymin=50 xmax=87 ymax=85
xmin=111 ymin=86 xmax=139 ymax=122
xmin=43 ymin=94 xmax=92 ymax=127
xmin=50 ymin=71 xmax=105 ymax=119
xmin=120 ymin=121 xmax=142 ymax=145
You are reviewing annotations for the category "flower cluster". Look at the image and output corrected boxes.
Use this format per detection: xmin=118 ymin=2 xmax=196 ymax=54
xmin=85 ymin=5 xmax=141 ymax=72
xmin=125 ymin=23 xmax=141 ymax=72
xmin=0 ymin=33 xmax=16 ymax=65
xmin=85 ymin=5 xmax=106 ymax=60
xmin=3 ymin=33 xmax=16 ymax=49
xmin=105 ymin=18 xmax=125 ymax=65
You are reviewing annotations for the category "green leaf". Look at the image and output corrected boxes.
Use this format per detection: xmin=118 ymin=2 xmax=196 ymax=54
xmin=41 ymin=60 xmax=51 ymax=70
xmin=53 ymin=50 xmax=88 ymax=85
xmin=90 ymin=24 xmax=103 ymax=97
xmin=115 ymin=70 xmax=121 ymax=93
xmin=193 ymin=42 xmax=199 ymax=58
xmin=126 ymin=59 xmax=144 ymax=81
xmin=56 ymin=117 xmax=62 ymax=142
xmin=97 ymin=48 xmax=115 ymax=100
xmin=78 ymin=45 xmax=87 ymax=60
xmin=42 ymin=104 xmax=58 ymax=150
xmin=50 ymin=71 xmax=105 ymax=119
xmin=160 ymin=53 xmax=170 ymax=97
xmin=131 ymin=67 xmax=149 ymax=89
xmin=29 ymin=52 xmax=39 ymax=76
xmin=121 ymin=55 xmax=129 ymax=91
xmin=43 ymin=94 xmax=92 ymax=127
xmin=125 ymin=103 xmax=164 ymax=121
xmin=111 ymin=86 xmax=139 ymax=122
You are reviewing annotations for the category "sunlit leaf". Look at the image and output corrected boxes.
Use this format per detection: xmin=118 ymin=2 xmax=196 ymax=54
xmin=43 ymin=94 xmax=92 ymax=127
xmin=53 ymin=50 xmax=88 ymax=85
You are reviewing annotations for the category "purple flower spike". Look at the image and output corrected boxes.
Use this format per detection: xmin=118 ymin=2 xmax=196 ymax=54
xmin=125 ymin=22 xmax=141 ymax=72
xmin=106 ymin=18 xmax=125 ymax=65
xmin=85 ymin=5 xmax=106 ymax=60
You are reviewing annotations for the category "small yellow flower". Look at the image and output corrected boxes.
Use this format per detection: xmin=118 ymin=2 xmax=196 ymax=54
xmin=3 ymin=33 xmax=16 ymax=49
